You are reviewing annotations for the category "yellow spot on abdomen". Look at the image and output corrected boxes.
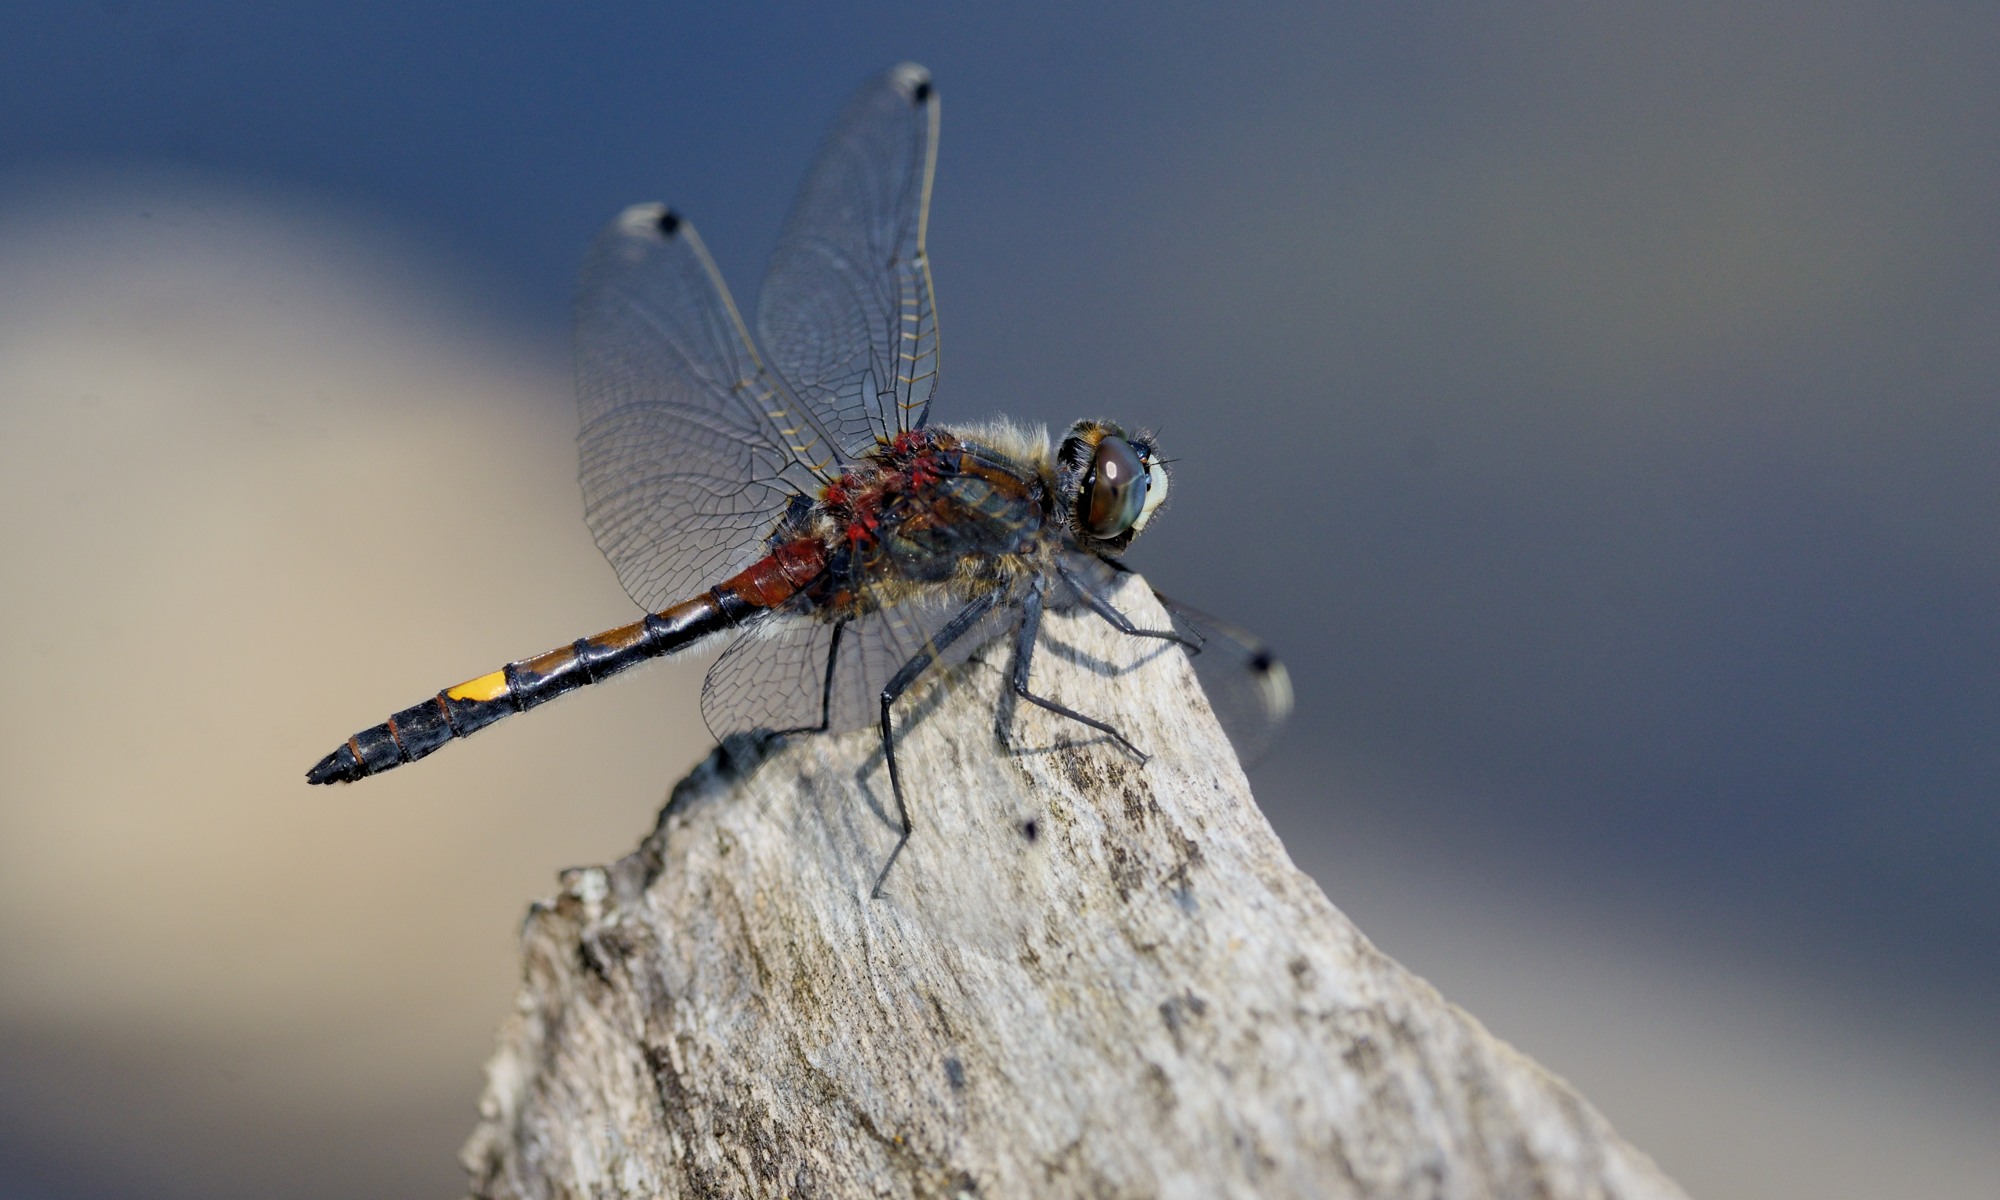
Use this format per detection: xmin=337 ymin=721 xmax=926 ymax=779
xmin=446 ymin=670 xmax=510 ymax=703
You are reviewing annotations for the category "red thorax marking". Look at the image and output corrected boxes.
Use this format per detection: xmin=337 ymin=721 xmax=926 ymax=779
xmin=823 ymin=430 xmax=962 ymax=551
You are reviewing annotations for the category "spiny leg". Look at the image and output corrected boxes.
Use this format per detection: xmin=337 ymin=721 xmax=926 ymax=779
xmin=1012 ymin=577 xmax=1147 ymax=763
xmin=1056 ymin=560 xmax=1202 ymax=652
xmin=872 ymin=590 xmax=1003 ymax=899
xmin=773 ymin=619 xmax=846 ymax=737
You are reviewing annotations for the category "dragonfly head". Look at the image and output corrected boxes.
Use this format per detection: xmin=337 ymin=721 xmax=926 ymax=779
xmin=1056 ymin=420 xmax=1169 ymax=555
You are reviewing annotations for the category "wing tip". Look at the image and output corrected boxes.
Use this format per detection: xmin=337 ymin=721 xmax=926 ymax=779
xmin=886 ymin=62 xmax=933 ymax=104
xmin=1253 ymin=652 xmax=1294 ymax=724
xmin=615 ymin=202 xmax=684 ymax=241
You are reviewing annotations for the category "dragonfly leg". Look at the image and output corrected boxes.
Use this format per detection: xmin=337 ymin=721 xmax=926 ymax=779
xmin=872 ymin=590 xmax=1003 ymax=898
xmin=773 ymin=619 xmax=847 ymax=737
xmin=1013 ymin=578 xmax=1148 ymax=764
xmin=1056 ymin=561 xmax=1201 ymax=652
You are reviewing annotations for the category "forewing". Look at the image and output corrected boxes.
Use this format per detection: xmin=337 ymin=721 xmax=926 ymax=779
xmin=1150 ymin=590 xmax=1294 ymax=765
xmin=757 ymin=63 xmax=941 ymax=454
xmin=576 ymin=205 xmax=844 ymax=612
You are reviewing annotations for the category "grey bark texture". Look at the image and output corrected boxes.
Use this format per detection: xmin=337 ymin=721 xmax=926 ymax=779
xmin=461 ymin=577 xmax=1688 ymax=1200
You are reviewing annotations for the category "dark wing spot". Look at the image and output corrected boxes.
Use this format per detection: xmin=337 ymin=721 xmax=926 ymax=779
xmin=1250 ymin=650 xmax=1273 ymax=673
xmin=656 ymin=209 xmax=682 ymax=237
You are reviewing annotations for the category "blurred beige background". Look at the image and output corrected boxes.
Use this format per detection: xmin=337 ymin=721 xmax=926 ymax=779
xmin=2 ymin=179 xmax=1996 ymax=1199
xmin=0 ymin=183 xmax=723 ymax=1197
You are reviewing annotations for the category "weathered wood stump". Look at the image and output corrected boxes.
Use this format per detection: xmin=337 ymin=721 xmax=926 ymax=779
xmin=462 ymin=577 xmax=1686 ymax=1200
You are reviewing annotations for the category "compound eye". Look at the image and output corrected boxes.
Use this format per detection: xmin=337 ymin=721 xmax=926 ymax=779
xmin=1081 ymin=436 xmax=1149 ymax=539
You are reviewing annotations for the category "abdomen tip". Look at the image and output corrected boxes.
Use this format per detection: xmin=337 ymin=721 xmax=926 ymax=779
xmin=306 ymin=745 xmax=363 ymax=785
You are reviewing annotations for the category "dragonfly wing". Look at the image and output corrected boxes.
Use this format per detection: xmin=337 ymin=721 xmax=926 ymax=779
xmin=702 ymin=587 xmax=1015 ymax=743
xmin=757 ymin=63 xmax=941 ymax=455
xmin=1052 ymin=555 xmax=1291 ymax=763
xmin=1147 ymin=589 xmax=1294 ymax=765
xmin=701 ymin=616 xmax=842 ymax=742
xmin=576 ymin=205 xmax=846 ymax=612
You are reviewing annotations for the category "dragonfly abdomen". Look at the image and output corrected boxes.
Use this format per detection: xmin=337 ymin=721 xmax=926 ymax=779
xmin=307 ymin=538 xmax=828 ymax=784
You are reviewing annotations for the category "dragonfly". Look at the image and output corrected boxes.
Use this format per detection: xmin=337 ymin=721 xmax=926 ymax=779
xmin=308 ymin=63 xmax=1290 ymax=896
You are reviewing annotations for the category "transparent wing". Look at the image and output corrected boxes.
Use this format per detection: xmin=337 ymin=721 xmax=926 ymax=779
xmin=702 ymin=587 xmax=1015 ymax=743
xmin=1150 ymin=590 xmax=1294 ymax=765
xmin=576 ymin=205 xmax=846 ymax=612
xmin=757 ymin=62 xmax=942 ymax=455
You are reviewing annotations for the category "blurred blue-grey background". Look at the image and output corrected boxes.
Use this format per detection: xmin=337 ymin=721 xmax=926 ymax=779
xmin=2 ymin=3 xmax=1995 ymax=1197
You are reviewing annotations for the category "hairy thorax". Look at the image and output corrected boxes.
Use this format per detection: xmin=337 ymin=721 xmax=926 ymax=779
xmin=799 ymin=426 xmax=1058 ymax=618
